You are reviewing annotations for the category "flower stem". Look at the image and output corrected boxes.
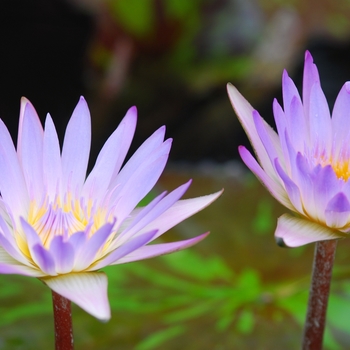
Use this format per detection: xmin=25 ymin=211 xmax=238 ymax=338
xmin=302 ymin=239 xmax=337 ymax=350
xmin=52 ymin=291 xmax=74 ymax=350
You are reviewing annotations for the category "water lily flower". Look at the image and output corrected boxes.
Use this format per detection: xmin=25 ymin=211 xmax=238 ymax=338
xmin=227 ymin=50 xmax=350 ymax=248
xmin=0 ymin=97 xmax=221 ymax=320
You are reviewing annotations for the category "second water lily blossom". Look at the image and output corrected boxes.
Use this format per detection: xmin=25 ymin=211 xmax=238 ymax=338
xmin=0 ymin=97 xmax=221 ymax=320
xmin=228 ymin=51 xmax=350 ymax=248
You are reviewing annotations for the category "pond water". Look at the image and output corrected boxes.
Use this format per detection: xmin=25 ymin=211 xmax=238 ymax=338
xmin=0 ymin=164 xmax=349 ymax=349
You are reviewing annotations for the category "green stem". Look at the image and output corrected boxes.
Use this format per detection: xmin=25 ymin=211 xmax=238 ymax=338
xmin=52 ymin=291 xmax=74 ymax=350
xmin=302 ymin=239 xmax=337 ymax=350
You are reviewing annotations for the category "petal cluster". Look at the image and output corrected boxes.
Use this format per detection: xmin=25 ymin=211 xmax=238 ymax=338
xmin=0 ymin=97 xmax=221 ymax=320
xmin=228 ymin=51 xmax=350 ymax=248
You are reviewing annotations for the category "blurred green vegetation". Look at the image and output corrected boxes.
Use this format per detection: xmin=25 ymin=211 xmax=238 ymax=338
xmin=95 ymin=0 xmax=350 ymax=95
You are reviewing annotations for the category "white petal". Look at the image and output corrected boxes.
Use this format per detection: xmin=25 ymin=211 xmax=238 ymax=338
xmin=17 ymin=99 xmax=44 ymax=198
xmin=275 ymin=213 xmax=345 ymax=247
xmin=43 ymin=114 xmax=62 ymax=200
xmin=42 ymin=272 xmax=110 ymax=321
xmin=61 ymin=97 xmax=91 ymax=193
xmin=0 ymin=120 xmax=29 ymax=215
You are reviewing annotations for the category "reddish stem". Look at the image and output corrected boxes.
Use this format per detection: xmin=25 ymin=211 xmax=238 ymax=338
xmin=302 ymin=239 xmax=337 ymax=350
xmin=52 ymin=291 xmax=74 ymax=350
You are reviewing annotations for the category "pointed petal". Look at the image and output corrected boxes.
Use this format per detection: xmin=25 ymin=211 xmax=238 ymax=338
xmin=17 ymin=97 xmax=27 ymax=155
xmin=83 ymin=106 xmax=137 ymax=200
xmin=273 ymin=99 xmax=290 ymax=167
xmin=275 ymin=213 xmax=345 ymax=247
xmin=42 ymin=272 xmax=110 ymax=321
xmin=17 ymin=98 xmax=43 ymax=157
xmin=302 ymin=51 xmax=320 ymax=119
xmin=49 ymin=236 xmax=75 ymax=274
xmin=111 ymin=140 xmax=172 ymax=223
xmin=17 ymin=100 xmax=44 ymax=198
xmin=20 ymin=218 xmax=41 ymax=249
xmin=227 ymin=83 xmax=279 ymax=180
xmin=284 ymin=131 xmax=298 ymax=179
xmin=294 ymin=153 xmax=323 ymax=221
xmin=61 ymin=97 xmax=91 ymax=193
xmin=115 ymin=232 xmax=209 ymax=264
xmin=253 ymin=110 xmax=284 ymax=171
xmin=92 ymin=230 xmax=158 ymax=269
xmin=0 ymin=120 xmax=29 ymax=215
xmin=274 ymin=158 xmax=303 ymax=213
xmin=74 ymin=222 xmax=115 ymax=271
xmin=20 ymin=218 xmax=56 ymax=274
xmin=118 ymin=181 xmax=192 ymax=243
xmin=43 ymin=114 xmax=62 ymax=200
xmin=32 ymin=244 xmax=56 ymax=275
xmin=288 ymin=96 xmax=307 ymax=151
xmin=282 ymin=70 xmax=302 ymax=118
xmin=126 ymin=190 xmax=224 ymax=242
xmin=117 ymin=191 xmax=167 ymax=235
xmin=309 ymin=82 xmax=332 ymax=152
xmin=239 ymin=146 xmax=293 ymax=210
xmin=331 ymin=82 xmax=350 ymax=156
xmin=108 ymin=125 xmax=166 ymax=190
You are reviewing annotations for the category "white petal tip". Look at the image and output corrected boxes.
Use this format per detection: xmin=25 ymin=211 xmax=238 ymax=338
xmin=20 ymin=96 xmax=30 ymax=105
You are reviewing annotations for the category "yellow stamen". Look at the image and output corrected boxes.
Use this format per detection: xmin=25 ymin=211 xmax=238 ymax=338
xmin=317 ymin=153 xmax=350 ymax=181
xmin=25 ymin=194 xmax=110 ymax=248
xmin=332 ymin=160 xmax=350 ymax=181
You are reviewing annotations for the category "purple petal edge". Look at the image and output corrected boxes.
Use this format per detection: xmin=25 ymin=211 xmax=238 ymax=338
xmin=114 ymin=232 xmax=210 ymax=264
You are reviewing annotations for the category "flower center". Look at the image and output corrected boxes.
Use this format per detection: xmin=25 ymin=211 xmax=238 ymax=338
xmin=27 ymin=193 xmax=107 ymax=248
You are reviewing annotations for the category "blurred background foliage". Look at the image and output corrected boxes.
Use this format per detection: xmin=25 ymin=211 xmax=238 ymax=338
xmin=1 ymin=0 xmax=350 ymax=348
xmin=2 ymin=0 xmax=350 ymax=162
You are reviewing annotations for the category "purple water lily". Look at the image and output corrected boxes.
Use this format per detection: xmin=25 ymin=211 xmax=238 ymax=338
xmin=0 ymin=97 xmax=221 ymax=320
xmin=228 ymin=51 xmax=350 ymax=248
